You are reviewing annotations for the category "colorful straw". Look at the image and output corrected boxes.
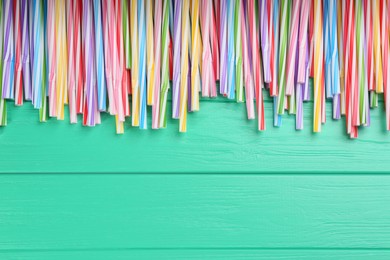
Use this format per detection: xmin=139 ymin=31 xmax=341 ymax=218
xmin=172 ymin=0 xmax=181 ymax=119
xmin=259 ymin=0 xmax=271 ymax=84
xmin=146 ymin=0 xmax=155 ymax=106
xmin=55 ymin=0 xmax=67 ymax=120
xmin=32 ymin=0 xmax=45 ymax=111
xmin=130 ymin=0 xmax=139 ymax=126
xmin=138 ymin=0 xmax=147 ymax=129
xmin=83 ymin=0 xmax=99 ymax=127
xmin=159 ymin=0 xmax=170 ymax=128
xmin=0 ymin=0 xmax=6 ymax=125
xmin=152 ymin=0 xmax=162 ymax=129
xmin=234 ymin=0 xmax=243 ymax=102
xmin=313 ymin=0 xmax=324 ymax=132
xmin=13 ymin=0 xmax=23 ymax=105
xmin=226 ymin=0 xmax=235 ymax=100
xmin=190 ymin=0 xmax=201 ymax=109
xmin=277 ymin=0 xmax=289 ymax=115
xmin=179 ymin=0 xmax=190 ymax=132
xmin=240 ymin=0 xmax=254 ymax=119
xmin=2 ymin=0 xmax=14 ymax=100
xmin=21 ymin=0 xmax=31 ymax=102
xmin=94 ymin=0 xmax=106 ymax=112
xmin=220 ymin=0 xmax=228 ymax=95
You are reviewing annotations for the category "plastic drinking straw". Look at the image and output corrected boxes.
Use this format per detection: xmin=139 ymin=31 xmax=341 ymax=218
xmin=268 ymin=0 xmax=276 ymax=96
xmin=20 ymin=0 xmax=31 ymax=101
xmin=130 ymin=0 xmax=139 ymax=126
xmin=220 ymin=0 xmax=228 ymax=95
xmin=55 ymin=0 xmax=67 ymax=120
xmin=297 ymin=0 xmax=310 ymax=85
xmin=271 ymin=0 xmax=282 ymax=126
xmin=172 ymin=0 xmax=181 ymax=119
xmin=121 ymin=0 xmax=130 ymax=120
xmin=0 ymin=0 xmax=6 ymax=125
xmin=276 ymin=0 xmax=289 ymax=115
xmin=47 ymin=0 xmax=56 ymax=116
xmin=179 ymin=0 xmax=190 ymax=132
xmin=13 ymin=0 xmax=23 ymax=105
xmin=258 ymin=38 xmax=265 ymax=131
xmin=40 ymin=0 xmax=47 ymax=122
xmin=372 ymin=0 xmax=383 ymax=94
xmin=67 ymin=0 xmax=77 ymax=123
xmin=259 ymin=0 xmax=270 ymax=84
xmin=313 ymin=0 xmax=324 ymax=132
xmin=343 ymin=0 xmax=352 ymax=134
xmin=93 ymin=0 xmax=106 ymax=112
xmin=83 ymin=0 xmax=98 ymax=126
xmin=296 ymin=42 xmax=304 ymax=129
xmin=74 ymin=0 xmax=83 ymax=115
xmin=211 ymin=0 xmax=219 ymax=82
xmin=337 ymin=0 xmax=345 ymax=115
xmin=240 ymin=0 xmax=254 ymax=119
xmin=114 ymin=0 xmax=126 ymax=132
xmin=32 ymin=0 xmax=44 ymax=110
xmin=102 ymin=0 xmax=114 ymax=115
xmin=115 ymin=0 xmax=127 ymax=128
xmin=234 ymin=0 xmax=243 ymax=102
xmin=350 ymin=0 xmax=359 ymax=129
xmin=169 ymin=0 xmax=173 ymax=36
xmin=323 ymin=0 xmax=331 ymax=98
xmin=226 ymin=0 xmax=235 ymax=99
xmin=364 ymin=0 xmax=373 ymax=92
xmin=248 ymin=0 xmax=264 ymax=128
xmin=380 ymin=0 xmax=390 ymax=130
xmin=329 ymin=0 xmax=341 ymax=119
xmin=110 ymin=0 xmax=120 ymax=120
xmin=152 ymin=0 xmax=161 ymax=129
xmin=123 ymin=0 xmax=131 ymax=70
xmin=159 ymin=0 xmax=170 ymax=128
xmin=344 ymin=0 xmax=358 ymax=138
xmin=370 ymin=90 xmax=378 ymax=107
xmin=303 ymin=32 xmax=311 ymax=101
xmin=285 ymin=0 xmax=300 ymax=96
xmin=201 ymin=0 xmax=214 ymax=97
xmin=356 ymin=0 xmax=367 ymax=125
xmin=146 ymin=0 xmax=154 ymax=106
xmin=308 ymin=1 xmax=314 ymax=77
xmin=168 ymin=27 xmax=173 ymax=81
xmin=2 ymin=0 xmax=14 ymax=100
xmin=123 ymin=0 xmax=131 ymax=98
xmin=214 ymin=0 xmax=220 ymax=43
xmin=138 ymin=0 xmax=147 ymax=129
xmin=330 ymin=0 xmax=340 ymax=97
xmin=190 ymin=0 xmax=200 ymax=110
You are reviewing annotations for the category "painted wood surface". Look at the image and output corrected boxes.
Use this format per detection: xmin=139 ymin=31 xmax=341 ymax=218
xmin=1 ymin=97 xmax=389 ymax=258
xmin=1 ymin=174 xmax=390 ymax=259
xmin=1 ymin=96 xmax=390 ymax=173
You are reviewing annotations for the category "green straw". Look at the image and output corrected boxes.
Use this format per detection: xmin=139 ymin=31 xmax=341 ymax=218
xmin=277 ymin=0 xmax=290 ymax=115
xmin=123 ymin=0 xmax=131 ymax=69
xmin=234 ymin=0 xmax=243 ymax=102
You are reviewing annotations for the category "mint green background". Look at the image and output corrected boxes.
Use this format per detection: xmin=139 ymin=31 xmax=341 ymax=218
xmin=1 ymin=96 xmax=390 ymax=259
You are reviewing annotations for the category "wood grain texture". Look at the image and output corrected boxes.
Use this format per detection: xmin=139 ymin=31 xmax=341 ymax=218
xmin=1 ymin=250 xmax=390 ymax=260
xmin=1 ymin=174 xmax=390 ymax=253
xmin=1 ymin=95 xmax=390 ymax=173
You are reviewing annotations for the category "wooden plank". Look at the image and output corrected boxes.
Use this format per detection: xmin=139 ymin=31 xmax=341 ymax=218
xmin=2 ymin=97 xmax=390 ymax=173
xmin=1 ymin=249 xmax=390 ymax=260
xmin=1 ymin=174 xmax=390 ymax=250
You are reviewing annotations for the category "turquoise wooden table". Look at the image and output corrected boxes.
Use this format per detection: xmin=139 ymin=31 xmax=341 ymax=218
xmin=1 ymin=97 xmax=390 ymax=259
